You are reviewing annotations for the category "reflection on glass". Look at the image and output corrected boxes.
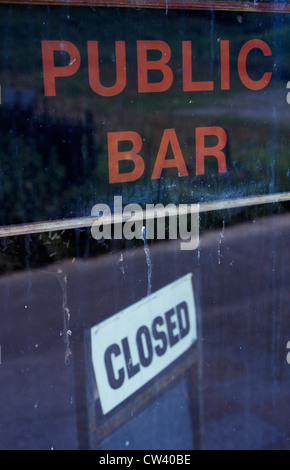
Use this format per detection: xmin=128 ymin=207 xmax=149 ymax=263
xmin=0 ymin=2 xmax=289 ymax=451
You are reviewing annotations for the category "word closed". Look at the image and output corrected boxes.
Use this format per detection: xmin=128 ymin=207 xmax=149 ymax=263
xmin=90 ymin=274 xmax=197 ymax=414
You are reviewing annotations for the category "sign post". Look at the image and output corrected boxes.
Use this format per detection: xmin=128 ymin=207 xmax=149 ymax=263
xmin=84 ymin=274 xmax=202 ymax=450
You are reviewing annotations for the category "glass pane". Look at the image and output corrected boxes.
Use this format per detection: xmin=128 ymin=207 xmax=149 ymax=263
xmin=0 ymin=1 xmax=289 ymax=451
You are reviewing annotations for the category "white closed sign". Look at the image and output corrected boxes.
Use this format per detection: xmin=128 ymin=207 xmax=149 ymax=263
xmin=91 ymin=273 xmax=197 ymax=415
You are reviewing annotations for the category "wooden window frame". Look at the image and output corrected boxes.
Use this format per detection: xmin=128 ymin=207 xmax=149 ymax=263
xmin=0 ymin=0 xmax=289 ymax=14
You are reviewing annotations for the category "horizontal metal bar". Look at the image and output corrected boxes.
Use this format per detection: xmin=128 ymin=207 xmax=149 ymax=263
xmin=199 ymin=192 xmax=290 ymax=213
xmin=0 ymin=192 xmax=289 ymax=238
xmin=0 ymin=0 xmax=290 ymax=14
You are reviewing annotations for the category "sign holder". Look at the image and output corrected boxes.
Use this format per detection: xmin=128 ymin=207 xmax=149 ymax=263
xmin=84 ymin=335 xmax=202 ymax=450
xmin=81 ymin=274 xmax=201 ymax=450
xmin=69 ymin=250 xmax=203 ymax=450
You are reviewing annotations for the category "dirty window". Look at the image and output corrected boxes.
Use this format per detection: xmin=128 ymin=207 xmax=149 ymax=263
xmin=0 ymin=0 xmax=289 ymax=451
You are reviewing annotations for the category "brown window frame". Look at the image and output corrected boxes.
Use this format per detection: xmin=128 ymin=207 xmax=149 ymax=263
xmin=0 ymin=0 xmax=289 ymax=14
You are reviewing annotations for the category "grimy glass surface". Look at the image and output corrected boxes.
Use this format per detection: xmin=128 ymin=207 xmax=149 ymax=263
xmin=0 ymin=1 xmax=289 ymax=450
